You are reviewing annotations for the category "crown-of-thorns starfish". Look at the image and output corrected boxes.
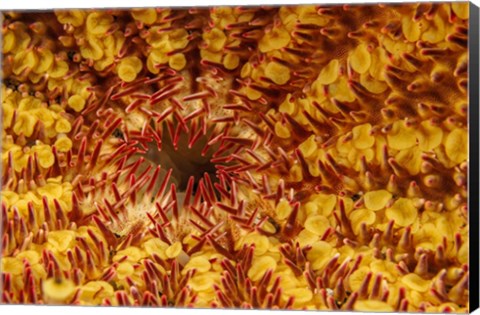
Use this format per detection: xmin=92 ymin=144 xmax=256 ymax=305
xmin=1 ymin=3 xmax=470 ymax=312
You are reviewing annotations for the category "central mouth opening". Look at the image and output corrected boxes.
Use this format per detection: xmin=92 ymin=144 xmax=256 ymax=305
xmin=145 ymin=126 xmax=220 ymax=194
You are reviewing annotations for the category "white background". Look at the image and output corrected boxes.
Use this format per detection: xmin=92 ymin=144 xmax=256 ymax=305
xmin=1 ymin=0 xmax=479 ymax=314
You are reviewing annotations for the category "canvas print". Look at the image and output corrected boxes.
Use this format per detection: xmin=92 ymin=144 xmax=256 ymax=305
xmin=0 ymin=2 xmax=473 ymax=312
